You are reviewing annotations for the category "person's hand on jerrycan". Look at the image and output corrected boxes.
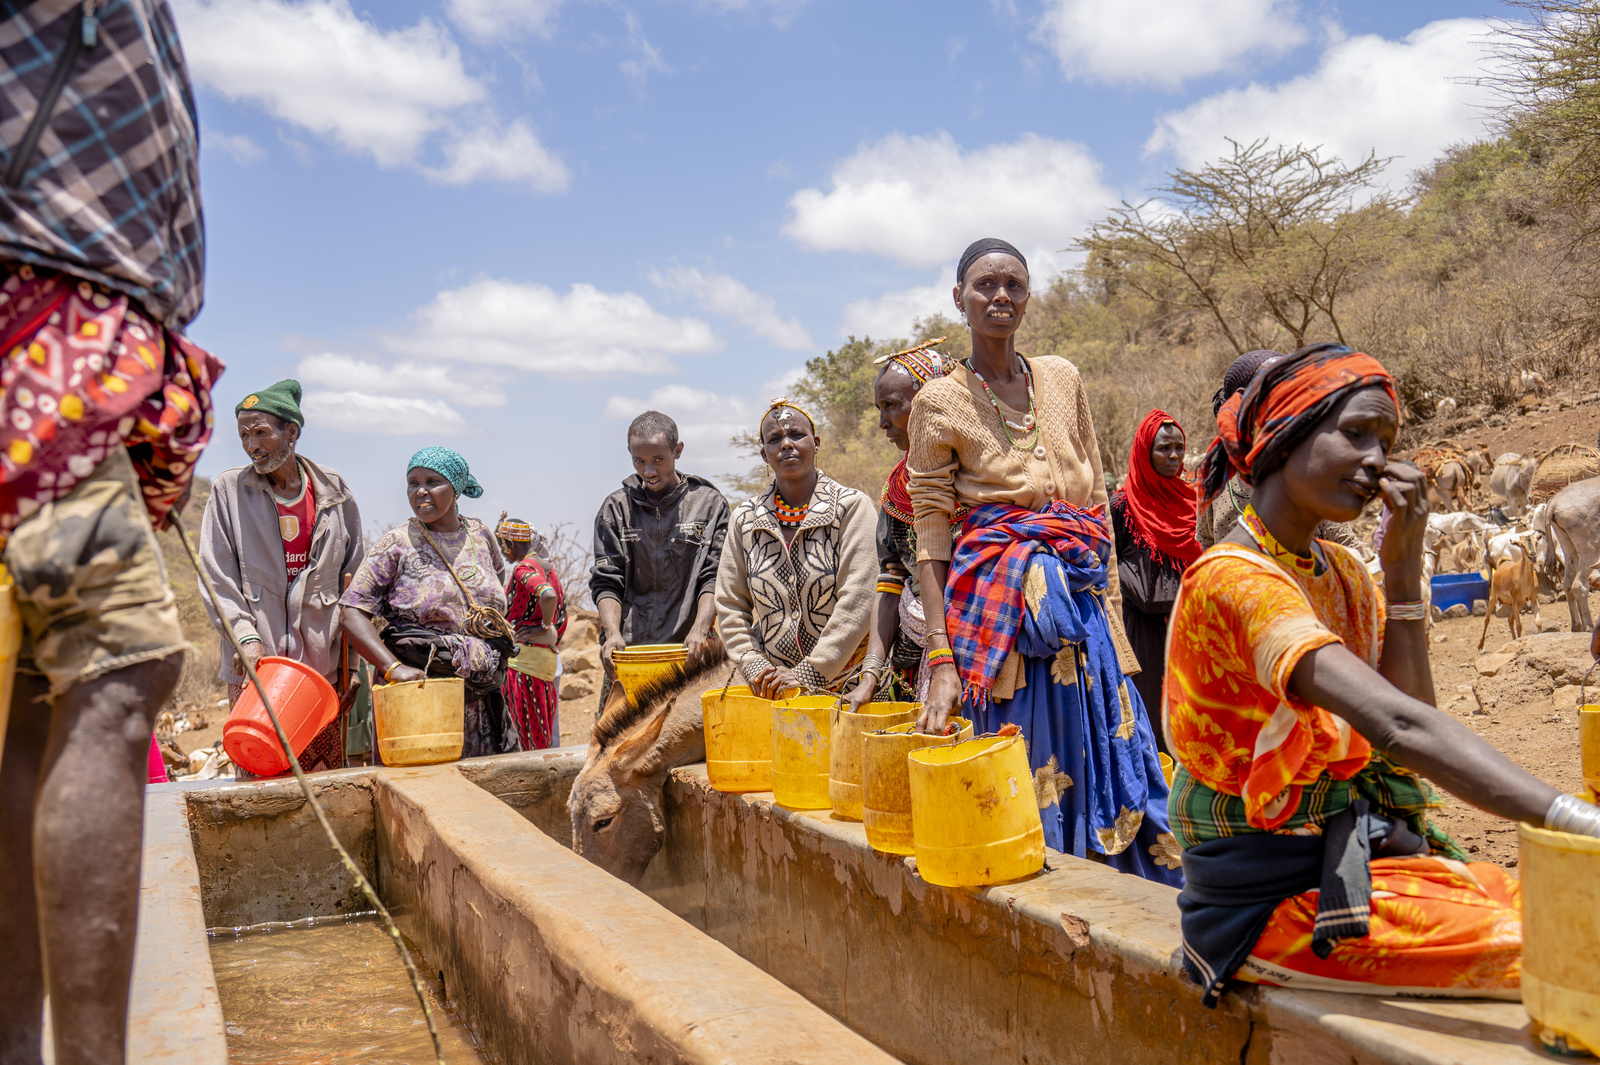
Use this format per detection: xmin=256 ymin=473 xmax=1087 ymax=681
xmin=600 ymin=630 xmax=626 ymax=672
xmin=917 ymin=659 xmax=959 ymax=735
xmin=386 ymin=663 xmax=427 ymax=684
xmin=844 ymin=670 xmax=876 ymax=713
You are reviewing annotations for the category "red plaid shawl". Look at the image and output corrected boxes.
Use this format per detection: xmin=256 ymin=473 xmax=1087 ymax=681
xmin=945 ymin=501 xmax=1111 ymax=703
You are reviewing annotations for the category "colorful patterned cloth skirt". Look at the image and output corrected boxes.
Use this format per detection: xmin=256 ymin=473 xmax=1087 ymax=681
xmin=504 ymin=670 xmax=558 ymax=750
xmin=1233 ymin=855 xmax=1523 ymax=997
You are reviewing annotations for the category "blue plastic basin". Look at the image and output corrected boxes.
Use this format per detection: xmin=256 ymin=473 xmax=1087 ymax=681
xmin=1431 ymin=573 xmax=1489 ymax=613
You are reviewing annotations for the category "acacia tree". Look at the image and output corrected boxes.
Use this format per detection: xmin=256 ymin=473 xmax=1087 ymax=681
xmin=1496 ymin=1 xmax=1600 ymax=226
xmin=1078 ymin=139 xmax=1403 ymax=354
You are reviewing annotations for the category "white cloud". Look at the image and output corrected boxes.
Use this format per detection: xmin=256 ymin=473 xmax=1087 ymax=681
xmin=206 ymin=129 xmax=265 ymax=164
xmin=650 ymin=266 xmax=812 ymax=350
xmin=387 ymin=278 xmax=720 ymax=377
xmin=173 ymin=0 xmax=481 ymax=166
xmin=784 ymin=131 xmax=1112 ymax=274
xmin=425 ymin=119 xmax=570 ymax=192
xmin=1037 ymin=0 xmax=1305 ymax=90
xmin=301 ymin=391 xmax=476 ymax=436
xmin=838 ymin=279 xmax=950 ymax=342
xmin=447 ymin=0 xmax=564 ymax=40
xmin=173 ymin=0 xmax=565 ymax=189
xmin=1146 ymin=18 xmax=1501 ymax=173
xmin=295 ymin=354 xmax=507 ymax=408
xmin=619 ymin=11 xmax=669 ymax=87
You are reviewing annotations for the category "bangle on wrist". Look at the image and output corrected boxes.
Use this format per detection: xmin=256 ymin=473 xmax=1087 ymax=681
xmin=926 ymin=647 xmax=956 ymax=669
xmin=382 ymin=660 xmax=403 ymax=683
xmin=1385 ymin=600 xmax=1428 ymax=621
xmin=1545 ymin=793 xmax=1600 ymax=838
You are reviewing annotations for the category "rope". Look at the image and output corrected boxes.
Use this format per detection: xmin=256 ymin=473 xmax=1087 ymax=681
xmin=171 ymin=514 xmax=446 ymax=1065
xmin=411 ymin=517 xmax=516 ymax=643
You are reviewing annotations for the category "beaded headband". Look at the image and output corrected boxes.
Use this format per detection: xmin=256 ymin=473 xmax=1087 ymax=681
xmin=873 ymin=337 xmax=953 ymax=391
xmin=760 ymin=397 xmax=816 ymax=436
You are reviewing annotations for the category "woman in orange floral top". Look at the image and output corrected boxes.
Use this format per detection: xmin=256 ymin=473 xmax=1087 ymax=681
xmin=1168 ymin=342 xmax=1600 ymax=1011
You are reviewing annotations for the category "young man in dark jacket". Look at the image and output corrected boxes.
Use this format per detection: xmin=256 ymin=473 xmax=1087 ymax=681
xmin=591 ymin=412 xmax=729 ymax=698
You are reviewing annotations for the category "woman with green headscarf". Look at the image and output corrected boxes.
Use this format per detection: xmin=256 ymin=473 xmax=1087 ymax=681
xmin=341 ymin=448 xmax=515 ymax=758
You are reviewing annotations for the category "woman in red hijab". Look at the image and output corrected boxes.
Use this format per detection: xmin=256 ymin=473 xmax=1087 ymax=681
xmin=1110 ymin=409 xmax=1202 ymax=752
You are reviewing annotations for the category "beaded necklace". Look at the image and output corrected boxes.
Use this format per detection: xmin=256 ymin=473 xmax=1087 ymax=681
xmin=965 ymin=356 xmax=1040 ymax=451
xmin=774 ymin=489 xmax=809 ymax=527
xmin=1239 ymin=503 xmax=1324 ymax=578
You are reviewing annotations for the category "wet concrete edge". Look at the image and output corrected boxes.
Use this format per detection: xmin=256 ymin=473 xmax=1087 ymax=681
xmin=128 ymin=786 xmax=229 ymax=1065
xmin=375 ymin=764 xmax=904 ymax=1065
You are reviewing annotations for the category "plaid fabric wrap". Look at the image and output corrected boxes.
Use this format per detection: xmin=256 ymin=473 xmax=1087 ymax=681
xmin=945 ymin=500 xmax=1110 ymax=702
xmin=1168 ymin=756 xmax=1468 ymax=862
xmin=0 ymin=0 xmax=204 ymax=329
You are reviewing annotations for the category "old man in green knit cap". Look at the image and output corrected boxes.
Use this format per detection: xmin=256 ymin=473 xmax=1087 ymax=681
xmin=197 ymin=379 xmax=368 ymax=770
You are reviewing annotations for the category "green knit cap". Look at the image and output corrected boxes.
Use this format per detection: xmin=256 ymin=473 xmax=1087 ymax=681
xmin=236 ymin=379 xmax=304 ymax=428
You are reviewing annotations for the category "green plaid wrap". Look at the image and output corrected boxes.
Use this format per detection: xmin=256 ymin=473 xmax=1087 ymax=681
xmin=1168 ymin=756 xmax=1468 ymax=862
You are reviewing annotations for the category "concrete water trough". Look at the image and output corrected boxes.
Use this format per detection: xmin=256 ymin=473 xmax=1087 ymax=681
xmin=122 ymin=750 xmax=1566 ymax=1064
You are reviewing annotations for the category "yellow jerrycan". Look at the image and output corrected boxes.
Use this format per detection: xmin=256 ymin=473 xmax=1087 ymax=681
xmin=372 ymin=676 xmax=465 ymax=766
xmin=861 ymin=718 xmax=973 ymax=855
xmin=702 ymin=684 xmax=775 ymax=793
xmin=610 ymin=643 xmax=687 ymax=697
xmin=0 ymin=565 xmax=19 ymax=776
xmin=908 ymin=733 xmax=1045 ymax=887
xmin=1520 ymin=822 xmax=1600 ymax=1057
xmin=770 ymin=695 xmax=836 ymax=809
xmin=828 ymin=701 xmax=919 ymax=821
xmin=1580 ymin=706 xmax=1600 ymax=802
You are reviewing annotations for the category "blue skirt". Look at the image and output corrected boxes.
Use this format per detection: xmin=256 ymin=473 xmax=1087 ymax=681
xmin=967 ymin=598 xmax=1184 ymax=888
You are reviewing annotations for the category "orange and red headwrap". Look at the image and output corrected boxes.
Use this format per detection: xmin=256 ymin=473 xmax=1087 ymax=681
xmin=1197 ymin=343 xmax=1399 ymax=512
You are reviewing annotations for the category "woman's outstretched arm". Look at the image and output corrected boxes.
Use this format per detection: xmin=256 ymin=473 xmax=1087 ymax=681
xmin=1291 ymin=642 xmax=1557 ymax=825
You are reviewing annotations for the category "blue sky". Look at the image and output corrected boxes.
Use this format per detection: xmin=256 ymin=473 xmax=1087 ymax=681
xmin=174 ymin=0 xmax=1506 ymax=535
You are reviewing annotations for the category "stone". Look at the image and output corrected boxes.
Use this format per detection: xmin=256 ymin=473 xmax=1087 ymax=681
xmin=1472 ymin=600 xmax=1488 ymax=616
xmin=560 ymin=672 xmax=597 ymax=699
xmin=1487 ymin=414 xmax=1508 ymax=427
xmin=1475 ymin=653 xmax=1514 ymax=677
xmin=561 ymin=645 xmax=602 ymax=675
xmin=1444 ymin=603 xmax=1470 ymax=619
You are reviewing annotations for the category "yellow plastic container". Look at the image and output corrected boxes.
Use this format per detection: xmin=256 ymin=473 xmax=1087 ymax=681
xmin=1159 ymin=753 xmax=1175 ymax=788
xmin=1520 ymin=823 xmax=1600 ymax=1056
xmin=862 ymin=718 xmax=973 ymax=855
xmin=907 ymin=734 xmax=1046 ymax=887
xmin=829 ymin=701 xmax=919 ymax=820
xmin=771 ymin=696 xmax=836 ymax=810
xmin=0 ymin=566 xmax=19 ymax=776
xmin=702 ymin=684 xmax=774 ymax=793
xmin=611 ymin=643 xmax=688 ymax=697
xmin=1581 ymin=706 xmax=1600 ymax=800
xmin=372 ymin=676 xmax=465 ymax=766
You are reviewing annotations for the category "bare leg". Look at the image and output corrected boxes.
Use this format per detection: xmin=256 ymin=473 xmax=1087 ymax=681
xmin=32 ymin=655 xmax=181 ymax=1065
xmin=0 ymin=673 xmax=51 ymax=1065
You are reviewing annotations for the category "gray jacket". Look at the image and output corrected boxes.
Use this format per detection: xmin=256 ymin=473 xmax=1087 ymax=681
xmin=199 ymin=457 xmax=364 ymax=684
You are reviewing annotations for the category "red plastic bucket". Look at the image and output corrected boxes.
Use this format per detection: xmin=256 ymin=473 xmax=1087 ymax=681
xmin=223 ymin=657 xmax=339 ymax=777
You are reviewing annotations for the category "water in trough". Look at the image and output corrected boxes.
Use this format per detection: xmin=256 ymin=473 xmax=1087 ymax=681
xmin=209 ymin=912 xmax=487 ymax=1064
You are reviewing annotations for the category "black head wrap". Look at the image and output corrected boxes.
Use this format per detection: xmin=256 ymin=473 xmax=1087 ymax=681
xmin=1211 ymin=349 xmax=1285 ymax=415
xmin=956 ymin=238 xmax=1028 ymax=286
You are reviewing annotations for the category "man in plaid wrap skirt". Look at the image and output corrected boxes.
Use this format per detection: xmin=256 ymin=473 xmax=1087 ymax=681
xmin=0 ymin=4 xmax=223 ymax=1063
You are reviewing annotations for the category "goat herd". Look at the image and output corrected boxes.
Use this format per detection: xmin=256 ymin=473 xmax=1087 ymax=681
xmin=1415 ymin=442 xmax=1600 ymax=651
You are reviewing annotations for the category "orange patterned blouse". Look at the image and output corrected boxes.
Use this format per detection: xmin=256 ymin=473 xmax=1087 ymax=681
xmin=1164 ymin=541 xmax=1386 ymax=831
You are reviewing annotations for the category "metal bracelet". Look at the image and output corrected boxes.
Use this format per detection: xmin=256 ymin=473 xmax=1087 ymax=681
xmin=1385 ymin=601 xmax=1428 ymax=621
xmin=1545 ymin=793 xmax=1600 ymax=838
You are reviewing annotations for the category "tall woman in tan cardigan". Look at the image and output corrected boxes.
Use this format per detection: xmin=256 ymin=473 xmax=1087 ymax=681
xmin=908 ymin=238 xmax=1180 ymax=884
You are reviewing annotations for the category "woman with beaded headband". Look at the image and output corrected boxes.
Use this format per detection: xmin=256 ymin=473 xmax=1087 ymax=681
xmin=713 ymin=398 xmax=877 ymax=696
xmin=844 ymin=339 xmax=961 ymax=709
xmin=497 ymin=516 xmax=567 ymax=750
xmin=906 ymin=237 xmax=1180 ymax=885
xmin=1167 ymin=341 xmax=1600 ymax=1012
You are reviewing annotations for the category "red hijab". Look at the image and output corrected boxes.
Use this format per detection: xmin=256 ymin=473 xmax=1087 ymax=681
xmin=1114 ymin=409 xmax=1202 ymax=568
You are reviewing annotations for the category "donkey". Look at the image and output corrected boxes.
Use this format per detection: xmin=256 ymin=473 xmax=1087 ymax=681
xmin=1550 ymin=477 xmax=1600 ymax=633
xmin=568 ymin=644 xmax=729 ymax=885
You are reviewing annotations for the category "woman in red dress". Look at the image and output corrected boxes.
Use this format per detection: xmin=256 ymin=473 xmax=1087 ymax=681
xmin=498 ymin=518 xmax=567 ymax=750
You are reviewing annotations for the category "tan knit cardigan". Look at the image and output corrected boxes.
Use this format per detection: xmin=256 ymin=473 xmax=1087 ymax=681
xmin=906 ymin=355 xmax=1139 ymax=683
xmin=714 ymin=472 xmax=877 ymax=690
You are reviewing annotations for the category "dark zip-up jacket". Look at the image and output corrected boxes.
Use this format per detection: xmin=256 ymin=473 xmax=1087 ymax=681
xmin=590 ymin=473 xmax=729 ymax=646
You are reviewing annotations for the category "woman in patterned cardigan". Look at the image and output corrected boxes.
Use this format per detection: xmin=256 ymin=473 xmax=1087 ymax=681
xmin=715 ymin=399 xmax=877 ymax=696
